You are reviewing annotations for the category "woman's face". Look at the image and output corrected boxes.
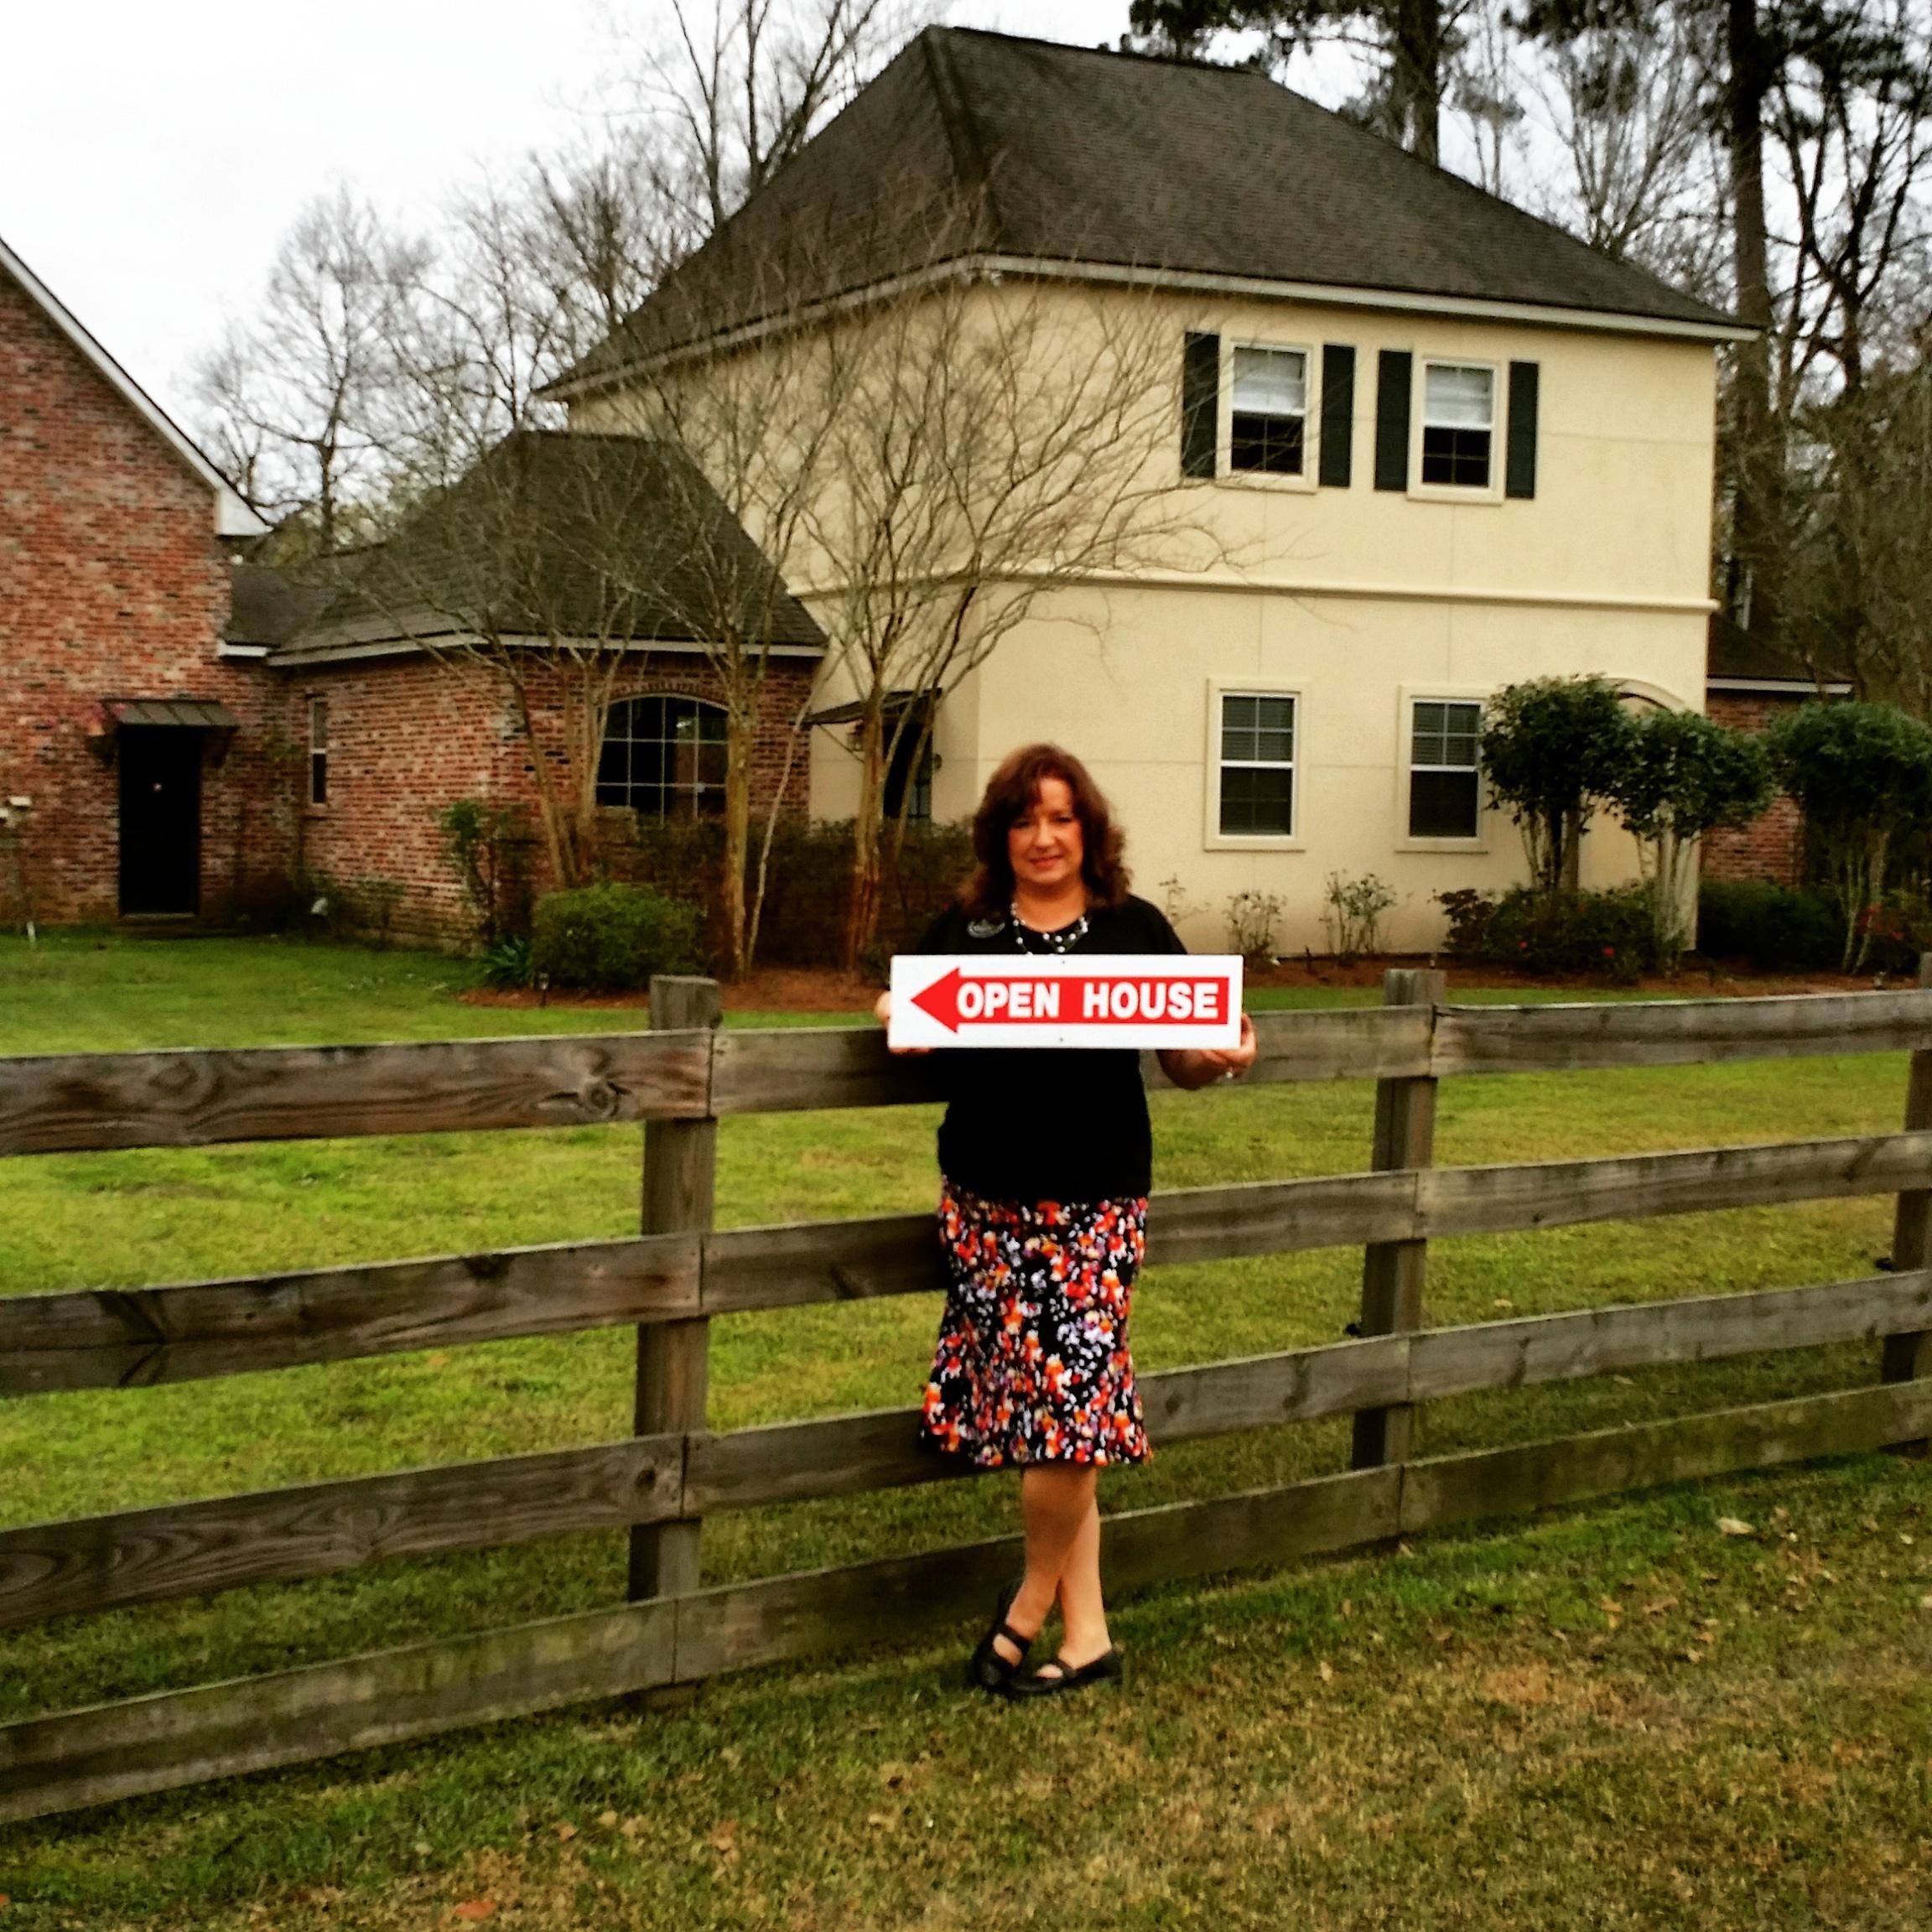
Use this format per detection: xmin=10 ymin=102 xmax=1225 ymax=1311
xmin=1007 ymin=776 xmax=1085 ymax=896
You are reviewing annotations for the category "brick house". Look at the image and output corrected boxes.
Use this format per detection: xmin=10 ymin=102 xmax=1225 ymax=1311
xmin=1701 ymin=615 xmax=1850 ymax=886
xmin=0 ymin=232 xmax=270 ymax=925
xmin=3 ymin=238 xmax=820 ymax=947
xmin=263 ymin=430 xmax=823 ymax=945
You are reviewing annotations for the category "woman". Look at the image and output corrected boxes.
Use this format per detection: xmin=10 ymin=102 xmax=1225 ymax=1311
xmin=874 ymin=743 xmax=1257 ymax=1699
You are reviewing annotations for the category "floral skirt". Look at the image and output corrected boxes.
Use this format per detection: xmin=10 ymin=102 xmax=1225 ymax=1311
xmin=918 ymin=1182 xmax=1152 ymax=1468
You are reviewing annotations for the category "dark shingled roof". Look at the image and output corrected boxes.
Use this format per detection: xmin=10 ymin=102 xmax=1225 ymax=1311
xmin=1706 ymin=612 xmax=1850 ymax=690
xmin=564 ymin=26 xmax=1735 ymax=387
xmin=225 ymin=564 xmax=335 ymax=647
xmin=277 ymin=431 xmax=822 ymax=657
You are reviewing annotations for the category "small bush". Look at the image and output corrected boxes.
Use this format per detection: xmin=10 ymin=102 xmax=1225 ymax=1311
xmin=1225 ymin=889 xmax=1285 ymax=964
xmin=1696 ymin=880 xmax=1842 ymax=972
xmin=530 ymin=884 xmax=704 ymax=991
xmin=481 ymin=936 xmax=534 ymax=989
xmin=1322 ymin=870 xmax=1398 ymax=963
xmin=1439 ymin=885 xmax=1655 ymax=982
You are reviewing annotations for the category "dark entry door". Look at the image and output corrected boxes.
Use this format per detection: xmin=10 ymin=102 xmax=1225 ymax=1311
xmin=118 ymin=728 xmax=202 ymax=915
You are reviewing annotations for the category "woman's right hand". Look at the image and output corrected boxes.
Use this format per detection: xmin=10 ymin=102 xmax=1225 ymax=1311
xmin=874 ymin=990 xmax=932 ymax=1057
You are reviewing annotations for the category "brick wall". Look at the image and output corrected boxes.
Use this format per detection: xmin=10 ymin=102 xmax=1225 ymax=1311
xmin=1702 ymin=689 xmax=1805 ymax=886
xmin=286 ymin=650 xmax=816 ymax=946
xmin=0 ymin=264 xmax=283 ymax=924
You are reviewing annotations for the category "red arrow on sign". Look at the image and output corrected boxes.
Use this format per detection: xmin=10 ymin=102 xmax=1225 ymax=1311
xmin=910 ymin=967 xmax=1229 ymax=1034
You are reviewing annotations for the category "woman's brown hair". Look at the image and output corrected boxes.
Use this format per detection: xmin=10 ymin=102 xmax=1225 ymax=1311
xmin=963 ymin=743 xmax=1130 ymax=918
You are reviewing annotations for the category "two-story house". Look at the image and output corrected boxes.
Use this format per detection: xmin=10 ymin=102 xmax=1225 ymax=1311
xmin=555 ymin=27 xmax=1745 ymax=953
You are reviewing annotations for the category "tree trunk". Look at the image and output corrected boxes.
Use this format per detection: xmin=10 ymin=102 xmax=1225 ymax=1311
xmin=721 ymin=713 xmax=755 ymax=979
xmin=841 ymin=702 xmax=890 ymax=973
xmin=1727 ymin=0 xmax=1781 ymax=643
xmin=1394 ymin=0 xmax=1446 ymax=165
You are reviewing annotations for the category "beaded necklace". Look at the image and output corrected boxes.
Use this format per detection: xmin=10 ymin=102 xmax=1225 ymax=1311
xmin=1010 ymin=898 xmax=1090 ymax=954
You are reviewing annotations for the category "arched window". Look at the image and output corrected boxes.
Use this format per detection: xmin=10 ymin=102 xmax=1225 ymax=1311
xmin=596 ymin=695 xmax=727 ymax=819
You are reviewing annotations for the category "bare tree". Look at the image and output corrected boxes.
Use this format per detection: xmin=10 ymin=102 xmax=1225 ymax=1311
xmin=1520 ymin=3 xmax=1719 ymax=278
xmin=617 ymin=0 xmax=931 ymax=247
xmin=194 ymin=189 xmax=425 ymax=555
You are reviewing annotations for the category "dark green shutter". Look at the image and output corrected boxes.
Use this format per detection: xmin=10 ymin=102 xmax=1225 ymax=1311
xmin=1318 ymin=344 xmax=1355 ymax=487
xmin=1506 ymin=360 xmax=1540 ymax=499
xmin=1374 ymin=350 xmax=1411 ymax=492
xmin=1181 ymin=331 xmax=1220 ymax=478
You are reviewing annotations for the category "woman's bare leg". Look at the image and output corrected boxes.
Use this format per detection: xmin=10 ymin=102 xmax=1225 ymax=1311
xmin=1049 ymin=1489 xmax=1111 ymax=1669
xmin=991 ymin=1464 xmax=1106 ymax=1668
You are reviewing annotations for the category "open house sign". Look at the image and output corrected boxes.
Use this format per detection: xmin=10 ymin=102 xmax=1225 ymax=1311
xmin=888 ymin=955 xmax=1244 ymax=1050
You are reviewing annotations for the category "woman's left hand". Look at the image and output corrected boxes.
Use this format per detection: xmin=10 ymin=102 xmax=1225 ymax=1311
xmin=1161 ymin=1012 xmax=1258 ymax=1090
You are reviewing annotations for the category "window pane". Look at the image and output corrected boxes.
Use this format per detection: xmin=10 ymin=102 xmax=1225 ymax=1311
xmin=1423 ymin=363 xmax=1494 ymax=428
xmin=1420 ymin=426 xmax=1491 ymax=488
xmin=1410 ymin=769 xmax=1479 ymax=839
xmin=1219 ymin=766 xmax=1294 ymax=836
xmin=1231 ymin=346 xmax=1306 ymax=417
xmin=596 ymin=694 xmax=727 ymax=818
xmin=1230 ymin=412 xmax=1304 ymax=475
xmin=1411 ymin=699 xmax=1480 ymax=767
xmin=1220 ymin=693 xmax=1294 ymax=762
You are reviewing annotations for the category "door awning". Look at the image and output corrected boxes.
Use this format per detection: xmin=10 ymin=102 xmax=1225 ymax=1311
xmin=90 ymin=698 xmax=240 ymax=766
xmin=105 ymin=699 xmax=239 ymax=730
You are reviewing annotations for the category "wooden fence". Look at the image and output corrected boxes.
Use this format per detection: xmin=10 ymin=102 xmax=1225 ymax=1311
xmin=4 ymin=970 xmax=1932 ymax=1823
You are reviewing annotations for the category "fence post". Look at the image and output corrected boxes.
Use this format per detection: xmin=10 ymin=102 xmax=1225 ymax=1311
xmin=1351 ymin=965 xmax=1445 ymax=1470
xmin=628 ymin=974 xmax=719 ymax=1599
xmin=1882 ymin=953 xmax=1932 ymax=1446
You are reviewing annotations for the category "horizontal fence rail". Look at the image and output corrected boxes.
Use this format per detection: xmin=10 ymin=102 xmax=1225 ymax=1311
xmin=6 ymin=1376 xmax=1929 ymax=1825
xmin=8 ymin=1129 xmax=1931 ymax=1398
xmin=7 ymin=988 xmax=1932 ymax=1159
xmin=3 ymin=1269 xmax=1928 ymax=1629
xmin=8 ymin=976 xmax=1932 ymax=1824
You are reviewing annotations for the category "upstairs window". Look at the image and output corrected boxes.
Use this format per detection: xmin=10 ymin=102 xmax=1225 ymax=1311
xmin=307 ymin=696 xmax=329 ymax=807
xmin=1409 ymin=699 xmax=1482 ymax=839
xmin=1229 ymin=346 xmax=1307 ymax=475
xmin=1420 ymin=362 xmax=1495 ymax=489
xmin=1218 ymin=692 xmax=1296 ymax=836
xmin=597 ymin=694 xmax=727 ymax=820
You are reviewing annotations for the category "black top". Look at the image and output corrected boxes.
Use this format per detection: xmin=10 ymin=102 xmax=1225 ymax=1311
xmin=908 ymin=894 xmax=1187 ymax=1204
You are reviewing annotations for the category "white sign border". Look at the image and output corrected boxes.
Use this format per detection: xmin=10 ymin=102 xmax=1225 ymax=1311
xmin=888 ymin=953 xmax=1244 ymax=1050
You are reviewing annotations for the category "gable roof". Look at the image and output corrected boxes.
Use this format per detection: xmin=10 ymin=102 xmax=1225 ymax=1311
xmin=560 ymin=27 xmax=1740 ymax=392
xmin=0 ymin=231 xmax=266 ymax=537
xmin=273 ymin=430 xmax=822 ymax=664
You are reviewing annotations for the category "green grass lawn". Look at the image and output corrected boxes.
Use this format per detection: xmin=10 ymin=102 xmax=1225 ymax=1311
xmin=2 ymin=931 xmax=1928 ymax=1928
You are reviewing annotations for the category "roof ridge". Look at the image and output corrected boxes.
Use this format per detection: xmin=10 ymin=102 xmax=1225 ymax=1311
xmin=919 ymin=26 xmax=1002 ymax=242
xmin=929 ymin=22 xmax=1269 ymax=78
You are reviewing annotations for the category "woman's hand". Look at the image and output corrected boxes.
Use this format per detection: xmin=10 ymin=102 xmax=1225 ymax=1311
xmin=1158 ymin=1011 xmax=1258 ymax=1090
xmin=874 ymin=990 xmax=932 ymax=1057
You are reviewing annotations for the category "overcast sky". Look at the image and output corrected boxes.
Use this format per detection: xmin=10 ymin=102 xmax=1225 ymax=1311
xmin=0 ymin=0 xmax=1135 ymax=436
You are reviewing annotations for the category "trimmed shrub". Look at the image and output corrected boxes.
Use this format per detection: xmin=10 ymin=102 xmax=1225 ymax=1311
xmin=615 ymin=816 xmax=974 ymax=970
xmin=531 ymin=883 xmax=704 ymax=991
xmin=1696 ymin=880 xmax=1842 ymax=972
xmin=1440 ymin=885 xmax=1656 ymax=982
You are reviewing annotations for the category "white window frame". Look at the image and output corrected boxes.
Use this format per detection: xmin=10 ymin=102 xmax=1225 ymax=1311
xmin=306 ymin=694 xmax=329 ymax=810
xmin=1218 ymin=339 xmax=1319 ymax=493
xmin=1409 ymin=356 xmax=1504 ymax=503
xmin=1205 ymin=680 xmax=1306 ymax=851
xmin=1394 ymin=685 xmax=1489 ymax=852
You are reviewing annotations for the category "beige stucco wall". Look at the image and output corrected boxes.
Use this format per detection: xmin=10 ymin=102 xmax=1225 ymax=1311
xmin=801 ymin=286 xmax=1718 ymax=953
xmin=581 ymin=278 xmax=1720 ymax=954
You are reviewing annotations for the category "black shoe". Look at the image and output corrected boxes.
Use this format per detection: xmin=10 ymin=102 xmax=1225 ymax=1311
xmin=1006 ymin=1647 xmax=1124 ymax=1700
xmin=966 ymin=1578 xmax=1036 ymax=1694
